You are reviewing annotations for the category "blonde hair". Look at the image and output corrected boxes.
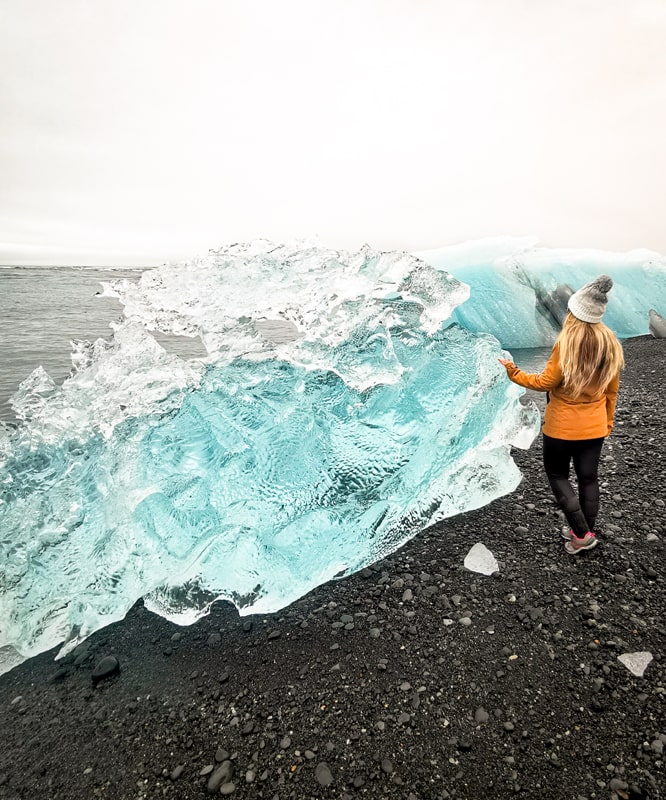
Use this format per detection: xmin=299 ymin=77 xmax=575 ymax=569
xmin=556 ymin=312 xmax=624 ymax=398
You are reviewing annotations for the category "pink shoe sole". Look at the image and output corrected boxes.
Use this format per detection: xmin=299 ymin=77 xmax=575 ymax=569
xmin=564 ymin=534 xmax=598 ymax=554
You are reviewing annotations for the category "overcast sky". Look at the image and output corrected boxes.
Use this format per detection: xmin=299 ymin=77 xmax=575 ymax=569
xmin=1 ymin=0 xmax=665 ymax=265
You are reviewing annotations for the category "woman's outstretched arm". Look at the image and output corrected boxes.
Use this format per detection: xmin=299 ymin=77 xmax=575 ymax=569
xmin=498 ymin=346 xmax=563 ymax=392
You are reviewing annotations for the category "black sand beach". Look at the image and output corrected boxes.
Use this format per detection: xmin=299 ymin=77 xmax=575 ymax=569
xmin=1 ymin=336 xmax=664 ymax=800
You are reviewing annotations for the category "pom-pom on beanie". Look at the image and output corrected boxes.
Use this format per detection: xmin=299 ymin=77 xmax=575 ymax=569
xmin=567 ymin=275 xmax=613 ymax=323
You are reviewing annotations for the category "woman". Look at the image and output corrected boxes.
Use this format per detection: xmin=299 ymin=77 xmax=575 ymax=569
xmin=499 ymin=275 xmax=624 ymax=554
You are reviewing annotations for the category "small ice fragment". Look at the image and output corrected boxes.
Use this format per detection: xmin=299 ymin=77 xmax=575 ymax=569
xmin=98 ymin=281 xmax=120 ymax=298
xmin=0 ymin=645 xmax=25 ymax=674
xmin=617 ymin=651 xmax=653 ymax=677
xmin=464 ymin=543 xmax=499 ymax=575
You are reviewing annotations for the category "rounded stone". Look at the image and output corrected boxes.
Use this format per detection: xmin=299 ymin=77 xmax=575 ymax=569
xmin=315 ymin=762 xmax=333 ymax=787
xmin=207 ymin=761 xmax=233 ymax=794
xmin=91 ymin=656 xmax=120 ymax=685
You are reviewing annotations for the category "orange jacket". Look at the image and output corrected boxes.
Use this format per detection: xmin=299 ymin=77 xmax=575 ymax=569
xmin=504 ymin=343 xmax=620 ymax=440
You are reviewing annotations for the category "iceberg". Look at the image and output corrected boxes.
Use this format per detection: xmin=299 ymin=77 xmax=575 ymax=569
xmin=0 ymin=240 xmax=540 ymax=673
xmin=417 ymin=237 xmax=666 ymax=347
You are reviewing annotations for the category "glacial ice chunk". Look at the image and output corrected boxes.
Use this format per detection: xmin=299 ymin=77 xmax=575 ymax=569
xmin=617 ymin=651 xmax=653 ymax=677
xmin=417 ymin=237 xmax=666 ymax=347
xmin=463 ymin=543 xmax=499 ymax=575
xmin=0 ymin=241 xmax=539 ymax=674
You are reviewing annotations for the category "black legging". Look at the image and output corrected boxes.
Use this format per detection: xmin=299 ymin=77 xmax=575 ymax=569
xmin=542 ymin=434 xmax=605 ymax=537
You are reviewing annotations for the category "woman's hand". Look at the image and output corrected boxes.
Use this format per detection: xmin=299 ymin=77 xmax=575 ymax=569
xmin=498 ymin=358 xmax=513 ymax=367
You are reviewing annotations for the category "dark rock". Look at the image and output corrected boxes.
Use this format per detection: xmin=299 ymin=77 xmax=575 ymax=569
xmin=315 ymin=762 xmax=333 ymax=787
xmin=47 ymin=668 xmax=69 ymax=684
xmin=207 ymin=761 xmax=234 ymax=793
xmin=91 ymin=656 xmax=120 ymax=685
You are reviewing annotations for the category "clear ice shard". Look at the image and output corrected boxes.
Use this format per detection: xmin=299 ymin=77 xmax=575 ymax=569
xmin=617 ymin=652 xmax=653 ymax=677
xmin=463 ymin=543 xmax=499 ymax=575
xmin=417 ymin=237 xmax=666 ymax=347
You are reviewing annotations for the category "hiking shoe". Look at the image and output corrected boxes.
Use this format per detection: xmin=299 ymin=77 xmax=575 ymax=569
xmin=564 ymin=532 xmax=598 ymax=554
xmin=561 ymin=528 xmax=573 ymax=541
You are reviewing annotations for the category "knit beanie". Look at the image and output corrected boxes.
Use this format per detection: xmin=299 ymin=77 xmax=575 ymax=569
xmin=567 ymin=275 xmax=613 ymax=323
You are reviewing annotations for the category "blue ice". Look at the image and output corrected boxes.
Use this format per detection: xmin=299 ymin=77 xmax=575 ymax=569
xmin=417 ymin=236 xmax=666 ymax=347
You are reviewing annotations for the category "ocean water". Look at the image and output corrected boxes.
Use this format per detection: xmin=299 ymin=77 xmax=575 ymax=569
xmin=0 ymin=266 xmax=208 ymax=422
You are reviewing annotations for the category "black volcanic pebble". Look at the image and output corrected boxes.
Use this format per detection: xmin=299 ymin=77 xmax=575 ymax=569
xmin=207 ymin=760 xmax=233 ymax=793
xmin=315 ymin=762 xmax=333 ymax=786
xmin=47 ymin=668 xmax=69 ymax=684
xmin=91 ymin=656 xmax=120 ymax=685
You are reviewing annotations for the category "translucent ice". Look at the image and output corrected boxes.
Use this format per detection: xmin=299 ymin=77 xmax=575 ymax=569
xmin=0 ymin=241 xmax=539 ymax=672
xmin=617 ymin=652 xmax=653 ymax=677
xmin=463 ymin=543 xmax=499 ymax=575
xmin=417 ymin=237 xmax=666 ymax=347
